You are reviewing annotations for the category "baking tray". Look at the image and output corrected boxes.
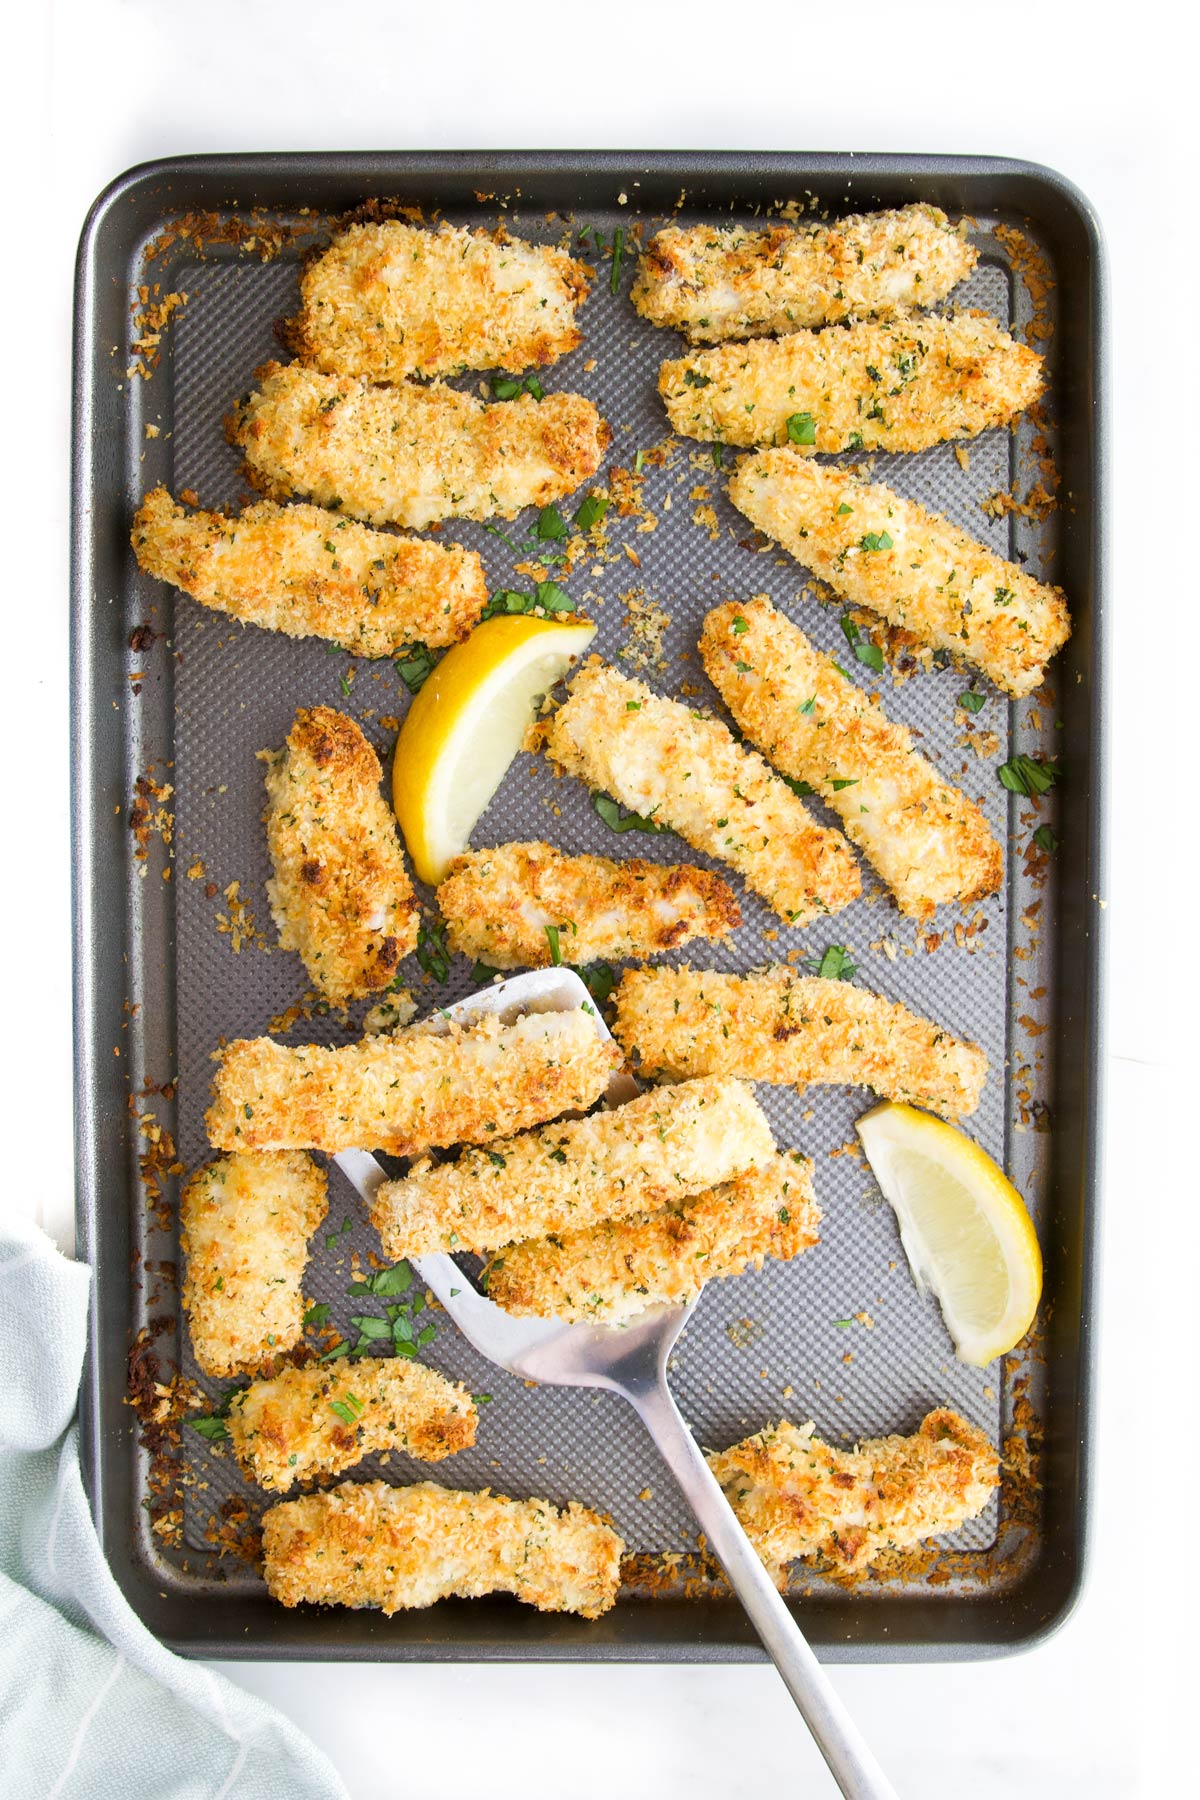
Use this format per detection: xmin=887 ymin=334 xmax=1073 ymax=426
xmin=72 ymin=152 xmax=1106 ymax=1662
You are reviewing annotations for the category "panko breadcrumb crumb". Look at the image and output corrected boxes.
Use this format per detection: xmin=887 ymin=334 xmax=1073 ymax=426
xmin=262 ymin=708 xmax=419 ymax=1002
xmin=543 ymin=664 xmax=859 ymax=927
xmin=659 ymin=312 xmax=1042 ymax=452
xmin=632 ymin=204 xmax=976 ymax=344
xmin=130 ymin=487 xmax=487 ymax=655
xmin=700 ymin=598 xmax=1002 ymax=918
xmin=206 ymin=1007 xmax=618 ymax=1156
xmin=181 ymin=1151 xmax=327 ymax=1378
xmin=436 ymin=841 xmax=741 ymax=969
xmin=707 ymin=1409 xmax=999 ymax=1576
xmin=287 ymin=220 xmax=591 ymax=382
xmin=261 ymin=1479 xmax=623 ymax=1618
xmin=227 ymin=361 xmax=608 ymax=530
xmin=485 ymin=1149 xmax=819 ymax=1324
xmin=727 ymin=454 xmax=1070 ymax=697
xmin=614 ymin=965 xmax=987 ymax=1121
xmin=226 ymin=1358 xmax=476 ymax=1493
xmin=371 ymin=1076 xmax=775 ymax=1258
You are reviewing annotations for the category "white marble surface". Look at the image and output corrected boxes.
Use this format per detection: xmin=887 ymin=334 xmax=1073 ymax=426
xmin=8 ymin=0 xmax=1197 ymax=1791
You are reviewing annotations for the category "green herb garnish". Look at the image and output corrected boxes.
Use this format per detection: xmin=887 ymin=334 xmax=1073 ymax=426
xmin=592 ymin=793 xmax=666 ymax=834
xmin=416 ymin=917 xmax=452 ymax=983
xmin=813 ymin=945 xmax=857 ymax=981
xmin=786 ymin=411 xmax=816 ymax=445
xmin=395 ymin=643 xmax=436 ymax=694
xmin=998 ymin=755 xmax=1059 ymax=797
xmin=574 ymin=493 xmax=609 ymax=531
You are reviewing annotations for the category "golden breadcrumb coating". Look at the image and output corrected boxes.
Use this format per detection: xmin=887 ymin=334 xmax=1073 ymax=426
xmin=262 ymin=1479 xmax=623 ymax=1618
xmin=543 ymin=664 xmax=859 ymax=927
xmin=728 ymin=453 xmax=1070 ymax=697
xmin=614 ymin=965 xmax=987 ymax=1121
xmin=288 ymin=220 xmax=591 ymax=382
xmin=700 ymin=598 xmax=1002 ymax=919
xmin=708 ymin=1409 xmax=999 ymax=1577
xmin=130 ymin=487 xmax=487 ymax=656
xmin=226 ymin=1357 xmax=476 ymax=1493
xmin=632 ymin=204 xmax=976 ymax=344
xmin=262 ymin=707 xmax=419 ymax=1001
xmin=206 ymin=1007 xmax=618 ymax=1156
xmin=181 ymin=1151 xmax=327 ymax=1379
xmin=371 ymin=1076 xmax=775 ymax=1258
xmin=659 ymin=311 xmax=1043 ymax=452
xmin=227 ymin=361 xmax=607 ymax=530
xmin=436 ymin=840 xmax=741 ymax=969
xmin=484 ymin=1149 xmax=819 ymax=1324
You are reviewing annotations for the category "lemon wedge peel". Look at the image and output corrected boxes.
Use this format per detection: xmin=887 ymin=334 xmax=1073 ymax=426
xmin=854 ymin=1101 xmax=1043 ymax=1368
xmin=392 ymin=615 xmax=596 ymax=885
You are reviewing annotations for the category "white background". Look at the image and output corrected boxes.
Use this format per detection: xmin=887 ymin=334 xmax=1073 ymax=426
xmin=6 ymin=0 xmax=1197 ymax=1793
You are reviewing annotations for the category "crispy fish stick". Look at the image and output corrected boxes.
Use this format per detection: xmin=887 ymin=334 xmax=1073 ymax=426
xmin=261 ymin=1479 xmax=624 ymax=1618
xmin=543 ymin=665 xmax=859 ymax=927
xmin=728 ymin=454 xmax=1070 ymax=697
xmin=227 ymin=361 xmax=607 ymax=530
xmin=225 ymin=1358 xmax=477 ymax=1493
xmin=485 ymin=1150 xmax=819 ymax=1325
xmin=206 ymin=1007 xmax=618 ymax=1156
xmin=436 ymin=841 xmax=741 ymax=969
xmin=371 ymin=1076 xmax=775 ymax=1258
xmin=130 ymin=487 xmax=487 ymax=656
xmin=632 ymin=204 xmax=976 ymax=344
xmin=659 ymin=312 xmax=1042 ymax=452
xmin=181 ymin=1151 xmax=327 ymax=1378
xmin=263 ymin=707 xmax=419 ymax=1001
xmin=700 ymin=598 xmax=1002 ymax=918
xmin=614 ymin=965 xmax=987 ymax=1120
xmin=707 ymin=1410 xmax=999 ymax=1577
xmin=287 ymin=220 xmax=591 ymax=383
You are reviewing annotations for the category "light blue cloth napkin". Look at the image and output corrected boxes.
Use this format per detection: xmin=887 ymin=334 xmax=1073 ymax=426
xmin=0 ymin=1214 xmax=349 ymax=1800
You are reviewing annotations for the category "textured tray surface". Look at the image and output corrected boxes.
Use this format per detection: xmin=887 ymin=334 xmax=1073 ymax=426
xmin=97 ymin=168 xmax=1082 ymax=1648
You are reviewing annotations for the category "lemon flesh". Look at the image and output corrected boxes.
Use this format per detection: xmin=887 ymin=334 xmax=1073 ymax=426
xmin=393 ymin=615 xmax=596 ymax=885
xmin=855 ymin=1101 xmax=1042 ymax=1366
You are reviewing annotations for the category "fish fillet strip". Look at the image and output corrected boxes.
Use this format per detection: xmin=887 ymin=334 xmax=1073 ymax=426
xmin=206 ymin=1007 xmax=618 ymax=1156
xmin=287 ymin=219 xmax=590 ymax=382
xmin=227 ymin=361 xmax=607 ymax=529
xmin=700 ymin=597 xmax=1002 ymax=917
xmin=371 ymin=1076 xmax=775 ymax=1257
xmin=262 ymin=707 xmax=419 ymax=1001
xmin=632 ymin=203 xmax=976 ymax=343
xmin=436 ymin=840 xmax=741 ymax=969
xmin=130 ymin=486 xmax=487 ymax=655
xmin=659 ymin=311 xmax=1042 ymax=452
xmin=728 ymin=453 xmax=1070 ymax=696
xmin=484 ymin=1150 xmax=819 ymax=1325
xmin=226 ymin=1358 xmax=476 ymax=1493
xmin=181 ymin=1151 xmax=327 ymax=1378
xmin=261 ymin=1480 xmax=624 ymax=1618
xmin=708 ymin=1410 xmax=999 ymax=1576
xmin=543 ymin=664 xmax=859 ymax=926
xmin=614 ymin=965 xmax=987 ymax=1121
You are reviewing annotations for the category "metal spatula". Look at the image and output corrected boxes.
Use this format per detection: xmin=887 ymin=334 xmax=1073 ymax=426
xmin=336 ymin=968 xmax=896 ymax=1800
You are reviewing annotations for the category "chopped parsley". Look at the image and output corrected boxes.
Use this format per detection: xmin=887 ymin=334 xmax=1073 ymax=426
xmin=303 ymin=1302 xmax=331 ymax=1328
xmin=348 ymin=1263 xmax=413 ymax=1299
xmin=1032 ymin=823 xmax=1060 ymax=853
xmin=189 ymin=1414 xmax=230 ymax=1442
xmin=544 ymin=924 xmax=563 ymax=966
xmin=481 ymin=580 xmax=574 ymax=621
xmin=471 ymin=960 xmax=500 ymax=984
xmin=683 ymin=368 xmax=712 ymax=388
xmin=574 ymin=493 xmax=609 ymax=531
xmin=812 ymin=944 xmax=857 ymax=981
xmin=998 ymin=754 xmax=1059 ymax=797
xmin=731 ymin=616 xmax=749 ymax=634
xmin=859 ymin=531 xmax=893 ymax=552
xmin=578 ymin=961 xmax=616 ymax=1006
xmin=610 ymin=226 xmax=625 ymax=294
xmin=487 ymin=1150 xmax=507 ymax=1169
xmin=785 ymin=411 xmax=817 ymax=445
xmin=395 ymin=643 xmax=437 ymax=694
xmin=329 ymin=1393 xmax=364 ymax=1427
xmin=416 ymin=917 xmax=452 ymax=983
xmin=958 ymin=690 xmax=986 ymax=714
xmin=592 ymin=792 xmax=666 ymax=834
xmin=492 ymin=373 xmax=545 ymax=401
xmin=782 ymin=774 xmax=816 ymax=799
xmin=536 ymin=504 xmax=569 ymax=542
xmin=837 ymin=503 xmax=853 ymax=516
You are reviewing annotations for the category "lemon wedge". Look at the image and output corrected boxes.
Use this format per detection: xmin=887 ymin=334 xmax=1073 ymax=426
xmin=392 ymin=614 xmax=596 ymax=884
xmin=855 ymin=1101 xmax=1042 ymax=1366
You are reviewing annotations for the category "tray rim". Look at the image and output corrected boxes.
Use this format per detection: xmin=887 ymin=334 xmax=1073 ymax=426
xmin=71 ymin=147 xmax=1107 ymax=1665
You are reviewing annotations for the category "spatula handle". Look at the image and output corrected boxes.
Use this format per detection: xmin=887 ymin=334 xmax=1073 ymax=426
xmin=629 ymin=1380 xmax=899 ymax=1800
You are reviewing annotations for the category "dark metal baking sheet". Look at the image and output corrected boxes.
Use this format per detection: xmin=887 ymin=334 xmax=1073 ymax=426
xmin=72 ymin=152 xmax=1106 ymax=1662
